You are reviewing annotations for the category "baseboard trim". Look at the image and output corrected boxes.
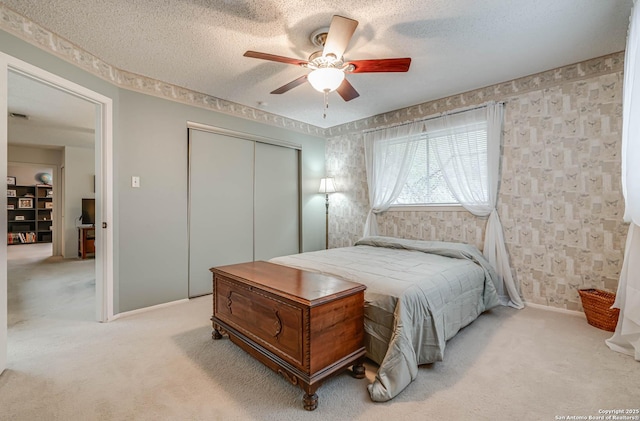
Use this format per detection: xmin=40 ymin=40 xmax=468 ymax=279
xmin=525 ymin=301 xmax=586 ymax=318
xmin=111 ymin=298 xmax=190 ymax=321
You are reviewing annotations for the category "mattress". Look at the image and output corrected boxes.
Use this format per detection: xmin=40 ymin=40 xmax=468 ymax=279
xmin=270 ymin=236 xmax=501 ymax=401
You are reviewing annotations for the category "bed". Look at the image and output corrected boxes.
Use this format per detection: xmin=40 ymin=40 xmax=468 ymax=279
xmin=269 ymin=236 xmax=501 ymax=402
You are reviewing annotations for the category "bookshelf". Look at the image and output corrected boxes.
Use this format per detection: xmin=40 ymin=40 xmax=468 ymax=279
xmin=36 ymin=185 xmax=54 ymax=243
xmin=7 ymin=183 xmax=53 ymax=245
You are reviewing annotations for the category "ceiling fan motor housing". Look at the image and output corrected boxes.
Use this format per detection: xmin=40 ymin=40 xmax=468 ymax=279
xmin=310 ymin=27 xmax=330 ymax=48
xmin=307 ymin=51 xmax=346 ymax=70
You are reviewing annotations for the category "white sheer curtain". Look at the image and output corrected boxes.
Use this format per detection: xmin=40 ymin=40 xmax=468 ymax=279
xmin=606 ymin=0 xmax=640 ymax=360
xmin=363 ymin=122 xmax=423 ymax=236
xmin=430 ymin=102 xmax=524 ymax=309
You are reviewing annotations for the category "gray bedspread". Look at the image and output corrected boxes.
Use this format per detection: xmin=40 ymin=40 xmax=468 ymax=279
xmin=269 ymin=236 xmax=500 ymax=402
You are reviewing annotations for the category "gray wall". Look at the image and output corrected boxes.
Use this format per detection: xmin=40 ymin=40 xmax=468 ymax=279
xmin=1 ymin=30 xmax=327 ymax=314
xmin=117 ymin=90 xmax=325 ymax=312
xmin=63 ymin=146 xmax=95 ymax=258
xmin=7 ymin=161 xmax=54 ymax=187
xmin=8 ymin=146 xmax=62 ymax=171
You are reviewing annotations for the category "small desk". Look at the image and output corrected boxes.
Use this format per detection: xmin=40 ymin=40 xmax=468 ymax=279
xmin=78 ymin=226 xmax=95 ymax=259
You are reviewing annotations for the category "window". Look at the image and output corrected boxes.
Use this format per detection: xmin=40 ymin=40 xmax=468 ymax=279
xmin=392 ymin=121 xmax=488 ymax=206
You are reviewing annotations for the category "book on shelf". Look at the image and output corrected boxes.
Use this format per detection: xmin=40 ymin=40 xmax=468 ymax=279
xmin=7 ymin=232 xmax=36 ymax=244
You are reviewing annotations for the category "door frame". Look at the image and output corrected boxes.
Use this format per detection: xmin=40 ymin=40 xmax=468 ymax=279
xmin=0 ymin=52 xmax=115 ymax=373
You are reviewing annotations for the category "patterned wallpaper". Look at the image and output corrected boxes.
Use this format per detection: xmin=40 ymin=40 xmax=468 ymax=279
xmin=326 ymin=52 xmax=627 ymax=311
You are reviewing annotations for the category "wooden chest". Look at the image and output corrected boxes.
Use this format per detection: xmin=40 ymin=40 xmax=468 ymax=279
xmin=210 ymin=261 xmax=366 ymax=410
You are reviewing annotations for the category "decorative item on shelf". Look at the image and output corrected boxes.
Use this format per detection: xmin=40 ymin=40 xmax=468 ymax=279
xmin=45 ymin=202 xmax=54 ymax=209
xmin=7 ymin=189 xmax=16 ymax=197
xmin=578 ymin=288 xmax=620 ymax=332
xmin=7 ymin=176 xmax=16 ymax=185
xmin=37 ymin=172 xmax=52 ymax=185
xmin=46 ymin=190 xmax=53 ymax=197
xmin=7 ymin=204 xmax=14 ymax=210
xmin=14 ymin=215 xmax=25 ymax=221
xmin=18 ymin=198 xmax=33 ymax=209
xmin=318 ymin=177 xmax=338 ymax=250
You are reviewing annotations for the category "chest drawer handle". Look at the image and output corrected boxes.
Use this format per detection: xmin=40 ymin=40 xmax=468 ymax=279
xmin=226 ymin=291 xmax=234 ymax=314
xmin=273 ymin=310 xmax=283 ymax=339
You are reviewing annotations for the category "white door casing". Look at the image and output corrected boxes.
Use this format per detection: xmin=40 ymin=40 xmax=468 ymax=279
xmin=0 ymin=52 xmax=115 ymax=374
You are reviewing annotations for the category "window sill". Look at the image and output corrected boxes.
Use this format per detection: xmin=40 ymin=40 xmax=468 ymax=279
xmin=388 ymin=204 xmax=465 ymax=212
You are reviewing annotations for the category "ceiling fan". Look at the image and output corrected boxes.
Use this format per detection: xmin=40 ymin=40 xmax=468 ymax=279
xmin=244 ymin=15 xmax=411 ymax=117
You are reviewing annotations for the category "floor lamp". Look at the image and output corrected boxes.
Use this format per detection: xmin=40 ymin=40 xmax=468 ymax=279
xmin=319 ymin=177 xmax=337 ymax=249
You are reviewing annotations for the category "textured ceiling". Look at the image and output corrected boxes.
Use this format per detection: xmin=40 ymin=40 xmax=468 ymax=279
xmin=2 ymin=0 xmax=634 ymax=129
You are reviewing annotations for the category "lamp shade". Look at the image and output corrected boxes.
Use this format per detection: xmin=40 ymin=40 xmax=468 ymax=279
xmin=319 ymin=177 xmax=337 ymax=194
xmin=307 ymin=68 xmax=345 ymax=93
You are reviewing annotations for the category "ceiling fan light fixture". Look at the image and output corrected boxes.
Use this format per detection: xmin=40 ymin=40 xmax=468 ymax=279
xmin=307 ymin=68 xmax=345 ymax=93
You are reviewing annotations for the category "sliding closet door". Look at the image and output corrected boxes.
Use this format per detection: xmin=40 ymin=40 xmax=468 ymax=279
xmin=188 ymin=129 xmax=254 ymax=297
xmin=254 ymin=142 xmax=300 ymax=260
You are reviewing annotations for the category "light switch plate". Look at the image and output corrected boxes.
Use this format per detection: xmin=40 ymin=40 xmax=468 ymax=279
xmin=132 ymin=176 xmax=140 ymax=188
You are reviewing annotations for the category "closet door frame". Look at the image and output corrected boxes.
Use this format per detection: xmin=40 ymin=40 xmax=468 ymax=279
xmin=186 ymin=121 xmax=302 ymax=295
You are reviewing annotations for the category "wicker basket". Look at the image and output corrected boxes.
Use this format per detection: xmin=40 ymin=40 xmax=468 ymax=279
xmin=578 ymin=289 xmax=620 ymax=332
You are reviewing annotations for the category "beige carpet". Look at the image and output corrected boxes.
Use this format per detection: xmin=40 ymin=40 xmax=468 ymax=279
xmin=1 ymin=246 xmax=639 ymax=421
xmin=7 ymin=243 xmax=95 ymax=328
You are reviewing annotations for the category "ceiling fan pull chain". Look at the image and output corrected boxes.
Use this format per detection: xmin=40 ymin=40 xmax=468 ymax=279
xmin=323 ymin=90 xmax=329 ymax=119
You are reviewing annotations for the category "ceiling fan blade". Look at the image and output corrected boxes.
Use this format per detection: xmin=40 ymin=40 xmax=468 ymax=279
xmin=270 ymin=75 xmax=308 ymax=94
xmin=348 ymin=58 xmax=412 ymax=73
xmin=322 ymin=15 xmax=358 ymax=59
xmin=244 ymin=51 xmax=308 ymax=66
xmin=336 ymin=79 xmax=360 ymax=102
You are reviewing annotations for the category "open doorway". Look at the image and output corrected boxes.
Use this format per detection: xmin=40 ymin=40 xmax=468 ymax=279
xmin=7 ymin=77 xmax=96 ymax=323
xmin=1 ymin=52 xmax=114 ymax=373
xmin=6 ymin=156 xmax=96 ymax=326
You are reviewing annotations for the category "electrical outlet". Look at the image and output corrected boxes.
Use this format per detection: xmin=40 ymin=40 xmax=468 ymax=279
xmin=132 ymin=176 xmax=140 ymax=188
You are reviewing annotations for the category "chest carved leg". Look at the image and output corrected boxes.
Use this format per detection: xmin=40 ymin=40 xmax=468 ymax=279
xmin=303 ymin=393 xmax=318 ymax=411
